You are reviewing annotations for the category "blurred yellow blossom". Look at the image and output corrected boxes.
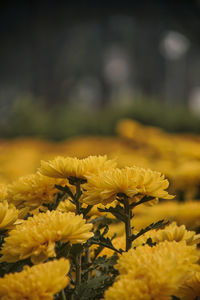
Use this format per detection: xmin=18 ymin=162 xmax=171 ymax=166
xmin=0 ymin=258 xmax=70 ymax=300
xmin=57 ymin=198 xmax=118 ymax=219
xmin=133 ymin=201 xmax=200 ymax=230
xmin=7 ymin=173 xmax=65 ymax=209
xmin=0 ymin=183 xmax=8 ymax=201
xmin=0 ymin=210 xmax=93 ymax=264
xmin=132 ymin=222 xmax=200 ymax=247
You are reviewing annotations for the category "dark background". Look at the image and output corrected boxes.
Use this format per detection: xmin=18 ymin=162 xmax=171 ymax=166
xmin=1 ymin=1 xmax=200 ymax=139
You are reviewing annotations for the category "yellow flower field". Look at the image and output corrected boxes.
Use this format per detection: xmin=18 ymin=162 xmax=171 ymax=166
xmin=0 ymin=119 xmax=199 ymax=299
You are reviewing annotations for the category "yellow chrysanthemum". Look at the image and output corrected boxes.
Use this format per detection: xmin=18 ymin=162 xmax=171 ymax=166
xmin=0 ymin=200 xmax=18 ymax=230
xmin=83 ymin=167 xmax=173 ymax=205
xmin=116 ymin=240 xmax=199 ymax=275
xmin=177 ymin=271 xmax=200 ymax=299
xmin=7 ymin=173 xmax=65 ymax=209
xmin=0 ymin=183 xmax=8 ymax=201
xmin=0 ymin=210 xmax=93 ymax=264
xmin=105 ymin=241 xmax=199 ymax=300
xmin=39 ymin=155 xmax=116 ymax=179
xmin=132 ymin=222 xmax=200 ymax=248
xmin=0 ymin=258 xmax=70 ymax=300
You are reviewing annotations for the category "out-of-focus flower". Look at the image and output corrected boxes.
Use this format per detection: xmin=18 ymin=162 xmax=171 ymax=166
xmin=105 ymin=241 xmax=199 ymax=300
xmin=0 ymin=201 xmax=18 ymax=231
xmin=7 ymin=173 xmax=65 ymax=209
xmin=132 ymin=201 xmax=200 ymax=230
xmin=57 ymin=198 xmax=118 ymax=219
xmin=173 ymin=161 xmax=200 ymax=190
xmin=177 ymin=271 xmax=200 ymax=300
xmin=132 ymin=222 xmax=200 ymax=247
xmin=39 ymin=155 xmax=116 ymax=180
xmin=83 ymin=167 xmax=173 ymax=205
xmin=0 ymin=211 xmax=93 ymax=264
xmin=0 ymin=184 xmax=8 ymax=201
xmin=92 ymin=235 xmax=125 ymax=258
xmin=0 ymin=258 xmax=70 ymax=300
xmin=106 ymin=222 xmax=125 ymax=238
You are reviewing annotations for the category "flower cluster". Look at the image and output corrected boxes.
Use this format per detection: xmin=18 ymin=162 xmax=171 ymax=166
xmin=0 ymin=149 xmax=199 ymax=300
xmin=105 ymin=241 xmax=199 ymax=300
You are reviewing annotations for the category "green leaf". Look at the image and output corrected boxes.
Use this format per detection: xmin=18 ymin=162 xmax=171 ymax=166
xmin=68 ymin=176 xmax=86 ymax=185
xmin=55 ymin=241 xmax=71 ymax=258
xmin=70 ymin=244 xmax=84 ymax=256
xmin=81 ymin=205 xmax=93 ymax=217
xmin=75 ymin=274 xmax=108 ymax=299
xmin=98 ymin=204 xmax=126 ymax=222
xmin=131 ymin=219 xmax=169 ymax=242
xmin=55 ymin=184 xmax=74 ymax=199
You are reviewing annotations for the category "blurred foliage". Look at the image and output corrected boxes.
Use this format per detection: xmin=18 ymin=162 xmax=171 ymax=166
xmin=0 ymin=96 xmax=200 ymax=140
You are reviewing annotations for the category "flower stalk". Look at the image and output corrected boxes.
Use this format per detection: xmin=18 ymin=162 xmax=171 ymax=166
xmin=123 ymin=196 xmax=132 ymax=251
xmin=74 ymin=182 xmax=82 ymax=215
xmin=61 ymin=289 xmax=67 ymax=300
xmin=75 ymin=252 xmax=82 ymax=287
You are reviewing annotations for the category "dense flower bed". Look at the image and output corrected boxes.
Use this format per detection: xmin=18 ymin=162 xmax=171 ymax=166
xmin=0 ymin=120 xmax=200 ymax=299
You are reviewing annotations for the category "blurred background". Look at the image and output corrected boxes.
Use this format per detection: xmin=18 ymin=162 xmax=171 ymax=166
xmin=1 ymin=1 xmax=200 ymax=236
xmin=0 ymin=1 xmax=200 ymax=139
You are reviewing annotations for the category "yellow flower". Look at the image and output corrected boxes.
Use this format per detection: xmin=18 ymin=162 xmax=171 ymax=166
xmin=177 ymin=271 xmax=200 ymax=300
xmin=7 ymin=173 xmax=65 ymax=209
xmin=0 ymin=258 xmax=70 ymax=300
xmin=0 ymin=210 xmax=93 ymax=264
xmin=83 ymin=167 xmax=173 ymax=205
xmin=116 ymin=240 xmax=199 ymax=275
xmin=39 ymin=155 xmax=116 ymax=180
xmin=0 ymin=183 xmax=8 ymax=201
xmin=132 ymin=222 xmax=200 ymax=247
xmin=0 ymin=201 xmax=18 ymax=231
xmin=105 ymin=241 xmax=199 ymax=300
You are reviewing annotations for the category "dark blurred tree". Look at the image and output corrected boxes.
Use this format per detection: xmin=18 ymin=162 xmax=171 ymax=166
xmin=0 ymin=0 xmax=200 ymax=107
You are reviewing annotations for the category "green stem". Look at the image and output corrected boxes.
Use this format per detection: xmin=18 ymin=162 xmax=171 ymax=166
xmin=61 ymin=289 xmax=67 ymax=300
xmin=85 ymin=247 xmax=91 ymax=280
xmin=74 ymin=182 xmax=82 ymax=215
xmin=75 ymin=252 xmax=82 ymax=287
xmin=90 ymin=240 xmax=123 ymax=254
xmin=123 ymin=196 xmax=132 ymax=251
